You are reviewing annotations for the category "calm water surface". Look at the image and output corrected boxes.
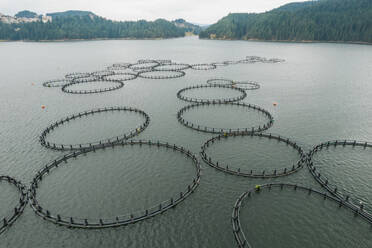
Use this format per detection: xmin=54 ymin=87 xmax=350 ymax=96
xmin=0 ymin=37 xmax=372 ymax=247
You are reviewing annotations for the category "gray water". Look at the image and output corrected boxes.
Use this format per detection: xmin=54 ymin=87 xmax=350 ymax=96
xmin=0 ymin=36 xmax=372 ymax=247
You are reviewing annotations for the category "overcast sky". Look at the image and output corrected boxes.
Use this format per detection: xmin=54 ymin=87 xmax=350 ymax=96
xmin=1 ymin=0 xmax=302 ymax=24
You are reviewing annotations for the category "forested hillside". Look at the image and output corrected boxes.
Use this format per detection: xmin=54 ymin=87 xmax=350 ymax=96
xmin=0 ymin=11 xmax=186 ymax=40
xmin=199 ymin=0 xmax=372 ymax=43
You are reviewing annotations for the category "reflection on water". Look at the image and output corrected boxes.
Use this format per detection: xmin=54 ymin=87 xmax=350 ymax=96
xmin=0 ymin=37 xmax=372 ymax=247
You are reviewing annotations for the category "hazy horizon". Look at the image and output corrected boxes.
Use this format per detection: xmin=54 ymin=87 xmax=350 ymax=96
xmin=1 ymin=0 xmax=307 ymax=24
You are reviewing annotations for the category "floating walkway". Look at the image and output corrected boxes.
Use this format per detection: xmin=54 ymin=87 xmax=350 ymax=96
xmin=0 ymin=176 xmax=28 ymax=235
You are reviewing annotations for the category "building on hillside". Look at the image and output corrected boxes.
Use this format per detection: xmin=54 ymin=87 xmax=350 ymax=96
xmin=41 ymin=15 xmax=52 ymax=23
xmin=0 ymin=14 xmax=19 ymax=24
xmin=0 ymin=13 xmax=52 ymax=24
xmin=18 ymin=17 xmax=39 ymax=23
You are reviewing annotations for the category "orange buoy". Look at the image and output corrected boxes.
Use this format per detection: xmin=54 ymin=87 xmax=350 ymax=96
xmin=273 ymin=102 xmax=278 ymax=107
xmin=41 ymin=105 xmax=46 ymax=109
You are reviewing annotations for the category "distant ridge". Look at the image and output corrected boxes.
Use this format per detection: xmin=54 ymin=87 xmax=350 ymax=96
xmin=46 ymin=10 xmax=95 ymax=18
xmin=172 ymin=19 xmax=202 ymax=34
xmin=15 ymin=10 xmax=38 ymax=18
xmin=0 ymin=10 xmax=201 ymax=41
xmin=199 ymin=0 xmax=372 ymax=44
xmin=272 ymin=1 xmax=315 ymax=12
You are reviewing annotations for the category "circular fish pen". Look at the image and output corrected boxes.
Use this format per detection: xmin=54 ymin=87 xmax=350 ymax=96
xmin=232 ymin=81 xmax=260 ymax=90
xmin=231 ymin=183 xmax=372 ymax=248
xmin=211 ymin=62 xmax=229 ymax=67
xmin=61 ymin=79 xmax=124 ymax=94
xmin=111 ymin=62 xmax=132 ymax=68
xmin=103 ymin=72 xmax=138 ymax=82
xmin=138 ymin=70 xmax=186 ymax=79
xmin=153 ymin=59 xmax=172 ymax=64
xmin=206 ymin=78 xmax=234 ymax=86
xmin=90 ymin=70 xmax=115 ymax=79
xmin=237 ymin=59 xmax=257 ymax=64
xmin=71 ymin=75 xmax=100 ymax=83
xmin=0 ymin=176 xmax=28 ymax=235
xmin=65 ymin=72 xmax=91 ymax=80
xmin=262 ymin=58 xmax=286 ymax=63
xmin=129 ymin=60 xmax=160 ymax=71
xmin=153 ymin=63 xmax=191 ymax=71
xmin=106 ymin=66 xmax=135 ymax=74
xmin=190 ymin=64 xmax=217 ymax=70
xmin=246 ymin=56 xmax=263 ymax=61
xmin=42 ymin=79 xmax=71 ymax=88
xmin=177 ymin=102 xmax=274 ymax=134
xmin=29 ymin=140 xmax=201 ymax=229
xmin=39 ymin=106 xmax=150 ymax=151
xmin=177 ymin=84 xmax=247 ymax=103
xmin=223 ymin=60 xmax=240 ymax=65
xmin=200 ymin=133 xmax=306 ymax=178
xmin=138 ymin=59 xmax=170 ymax=64
xmin=307 ymin=140 xmax=372 ymax=214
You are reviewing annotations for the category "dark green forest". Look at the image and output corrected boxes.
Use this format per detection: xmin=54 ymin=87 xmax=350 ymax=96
xmin=0 ymin=11 xmax=186 ymax=40
xmin=199 ymin=0 xmax=372 ymax=43
xmin=14 ymin=10 xmax=38 ymax=18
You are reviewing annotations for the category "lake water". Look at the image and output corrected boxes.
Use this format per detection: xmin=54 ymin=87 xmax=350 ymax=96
xmin=0 ymin=36 xmax=371 ymax=247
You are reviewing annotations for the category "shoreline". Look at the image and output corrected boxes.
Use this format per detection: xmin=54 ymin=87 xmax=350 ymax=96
xmin=1 ymin=36 xmax=371 ymax=45
xmin=200 ymin=37 xmax=372 ymax=46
